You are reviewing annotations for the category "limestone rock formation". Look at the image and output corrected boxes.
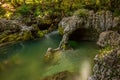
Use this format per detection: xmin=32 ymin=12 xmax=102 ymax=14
xmin=89 ymin=48 xmax=120 ymax=80
xmin=0 ymin=19 xmax=44 ymax=46
xmin=58 ymin=10 xmax=120 ymax=49
xmin=0 ymin=19 xmax=21 ymax=33
xmin=97 ymin=31 xmax=120 ymax=47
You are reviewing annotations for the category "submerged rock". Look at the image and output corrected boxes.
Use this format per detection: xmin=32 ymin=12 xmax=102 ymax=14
xmin=58 ymin=10 xmax=120 ymax=49
xmin=44 ymin=47 xmax=61 ymax=63
xmin=97 ymin=31 xmax=120 ymax=47
xmin=43 ymin=71 xmax=78 ymax=80
xmin=89 ymin=48 xmax=120 ymax=80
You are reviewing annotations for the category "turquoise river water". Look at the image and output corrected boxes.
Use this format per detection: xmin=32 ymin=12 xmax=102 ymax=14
xmin=0 ymin=31 xmax=99 ymax=80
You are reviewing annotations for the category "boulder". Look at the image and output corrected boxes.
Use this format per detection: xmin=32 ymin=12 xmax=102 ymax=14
xmin=89 ymin=48 xmax=120 ymax=80
xmin=44 ymin=47 xmax=61 ymax=63
xmin=97 ymin=31 xmax=120 ymax=47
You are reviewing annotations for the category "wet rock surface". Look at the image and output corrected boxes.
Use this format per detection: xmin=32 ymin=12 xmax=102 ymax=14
xmin=89 ymin=48 xmax=120 ymax=80
xmin=44 ymin=47 xmax=61 ymax=63
xmin=97 ymin=31 xmax=120 ymax=47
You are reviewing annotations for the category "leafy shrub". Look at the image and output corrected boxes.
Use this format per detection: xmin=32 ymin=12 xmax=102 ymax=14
xmin=16 ymin=5 xmax=32 ymax=16
xmin=0 ymin=7 xmax=6 ymax=16
xmin=34 ymin=6 xmax=42 ymax=17
xmin=37 ymin=30 xmax=44 ymax=37
xmin=58 ymin=26 xmax=64 ymax=35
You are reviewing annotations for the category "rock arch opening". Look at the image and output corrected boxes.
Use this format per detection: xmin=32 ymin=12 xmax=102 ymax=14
xmin=69 ymin=28 xmax=98 ymax=42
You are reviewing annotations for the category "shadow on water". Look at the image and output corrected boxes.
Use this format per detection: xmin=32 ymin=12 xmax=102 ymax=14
xmin=0 ymin=31 xmax=99 ymax=80
xmin=0 ymin=42 xmax=23 ymax=61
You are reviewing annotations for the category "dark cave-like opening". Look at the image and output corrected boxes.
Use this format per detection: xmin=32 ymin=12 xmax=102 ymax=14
xmin=69 ymin=28 xmax=98 ymax=42
xmin=38 ymin=23 xmax=51 ymax=30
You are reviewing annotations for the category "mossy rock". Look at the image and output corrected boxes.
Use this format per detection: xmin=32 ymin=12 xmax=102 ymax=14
xmin=22 ymin=31 xmax=33 ymax=40
xmin=58 ymin=26 xmax=64 ymax=35
xmin=73 ymin=9 xmax=89 ymax=17
xmin=0 ymin=34 xmax=18 ymax=43
xmin=37 ymin=30 xmax=44 ymax=37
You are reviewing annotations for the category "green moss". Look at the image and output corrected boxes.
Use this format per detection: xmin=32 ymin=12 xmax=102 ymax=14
xmin=58 ymin=26 xmax=64 ymax=35
xmin=8 ymin=34 xmax=17 ymax=41
xmin=99 ymin=45 xmax=113 ymax=58
xmin=0 ymin=34 xmax=18 ymax=43
xmin=113 ymin=9 xmax=120 ymax=17
xmin=61 ymin=43 xmax=71 ymax=50
xmin=73 ymin=9 xmax=89 ymax=17
xmin=43 ymin=30 xmax=48 ymax=34
xmin=16 ymin=4 xmax=32 ymax=16
xmin=37 ymin=30 xmax=44 ymax=37
xmin=22 ymin=31 xmax=33 ymax=40
xmin=0 ymin=30 xmax=45 ymax=44
xmin=0 ymin=7 xmax=6 ymax=18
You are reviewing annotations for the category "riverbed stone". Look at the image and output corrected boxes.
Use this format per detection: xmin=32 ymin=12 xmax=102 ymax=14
xmin=44 ymin=47 xmax=61 ymax=63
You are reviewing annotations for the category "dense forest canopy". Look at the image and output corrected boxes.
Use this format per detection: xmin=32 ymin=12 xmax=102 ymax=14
xmin=0 ymin=0 xmax=120 ymax=19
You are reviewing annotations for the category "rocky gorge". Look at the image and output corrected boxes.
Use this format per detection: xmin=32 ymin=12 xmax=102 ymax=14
xmin=0 ymin=8 xmax=120 ymax=80
xmin=1 ymin=1 xmax=120 ymax=80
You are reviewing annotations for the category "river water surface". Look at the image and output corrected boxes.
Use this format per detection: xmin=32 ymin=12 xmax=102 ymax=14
xmin=0 ymin=31 xmax=99 ymax=80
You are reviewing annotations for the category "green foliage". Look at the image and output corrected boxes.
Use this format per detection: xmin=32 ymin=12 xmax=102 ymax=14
xmin=37 ymin=30 xmax=44 ymax=37
xmin=22 ymin=31 xmax=33 ymax=40
xmin=58 ymin=26 xmax=64 ymax=35
xmin=16 ymin=5 xmax=32 ymax=16
xmin=74 ymin=9 xmax=89 ymax=17
xmin=34 ymin=6 xmax=42 ymax=16
xmin=0 ymin=7 xmax=5 ymax=15
xmin=113 ymin=9 xmax=120 ymax=17
xmin=0 ymin=7 xmax=6 ymax=17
